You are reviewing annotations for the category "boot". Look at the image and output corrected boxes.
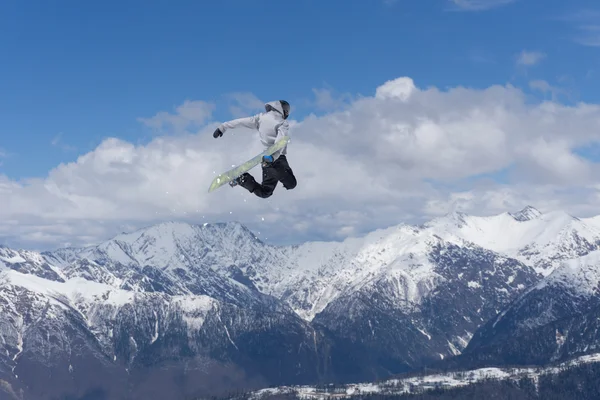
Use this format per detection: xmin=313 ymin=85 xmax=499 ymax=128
xmin=229 ymin=173 xmax=251 ymax=188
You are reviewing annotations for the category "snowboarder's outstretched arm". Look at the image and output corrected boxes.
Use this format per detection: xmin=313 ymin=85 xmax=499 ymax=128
xmin=213 ymin=115 xmax=259 ymax=138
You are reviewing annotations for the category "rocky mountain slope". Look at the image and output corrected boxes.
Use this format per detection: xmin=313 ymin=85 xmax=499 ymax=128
xmin=307 ymin=239 xmax=538 ymax=381
xmin=0 ymin=268 xmax=328 ymax=400
xmin=445 ymin=249 xmax=600 ymax=370
xmin=2 ymin=206 xmax=600 ymax=399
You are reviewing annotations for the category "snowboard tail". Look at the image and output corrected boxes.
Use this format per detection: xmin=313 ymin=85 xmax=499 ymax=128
xmin=208 ymin=136 xmax=290 ymax=193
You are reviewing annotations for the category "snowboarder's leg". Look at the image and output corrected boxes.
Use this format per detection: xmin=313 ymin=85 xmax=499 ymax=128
xmin=232 ymin=155 xmax=295 ymax=198
xmin=272 ymin=155 xmax=297 ymax=190
xmin=255 ymin=165 xmax=280 ymax=198
xmin=234 ymin=167 xmax=279 ymax=198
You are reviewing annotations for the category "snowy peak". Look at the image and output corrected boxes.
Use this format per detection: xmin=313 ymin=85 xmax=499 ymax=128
xmin=420 ymin=207 xmax=600 ymax=276
xmin=582 ymin=215 xmax=600 ymax=230
xmin=0 ymin=246 xmax=65 ymax=282
xmin=423 ymin=211 xmax=468 ymax=231
xmin=106 ymin=220 xmax=258 ymax=248
xmin=37 ymin=207 xmax=600 ymax=321
xmin=510 ymin=205 xmax=542 ymax=222
xmin=39 ymin=220 xmax=291 ymax=309
xmin=75 ymin=220 xmax=267 ymax=271
xmin=42 ymin=247 xmax=84 ymax=268
xmin=277 ymin=225 xmax=451 ymax=320
xmin=538 ymin=250 xmax=600 ymax=296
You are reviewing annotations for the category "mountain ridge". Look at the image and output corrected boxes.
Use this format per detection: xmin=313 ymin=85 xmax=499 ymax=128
xmin=2 ymin=205 xmax=600 ymax=398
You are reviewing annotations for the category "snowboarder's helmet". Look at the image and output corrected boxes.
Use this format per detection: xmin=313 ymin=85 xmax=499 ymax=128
xmin=279 ymin=100 xmax=290 ymax=119
xmin=265 ymin=100 xmax=291 ymax=119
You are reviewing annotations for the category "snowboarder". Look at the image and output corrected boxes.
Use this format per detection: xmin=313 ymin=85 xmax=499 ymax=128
xmin=212 ymin=100 xmax=297 ymax=199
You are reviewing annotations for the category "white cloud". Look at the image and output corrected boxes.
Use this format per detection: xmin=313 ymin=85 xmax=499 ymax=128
xmin=448 ymin=0 xmax=516 ymax=11
xmin=553 ymin=10 xmax=600 ymax=47
xmin=138 ymin=100 xmax=215 ymax=133
xmin=312 ymin=88 xmax=337 ymax=109
xmin=469 ymin=50 xmax=496 ymax=64
xmin=529 ymin=80 xmax=553 ymax=93
xmin=375 ymin=77 xmax=416 ymax=100
xmin=516 ymin=50 xmax=546 ymax=66
xmin=3 ymin=76 xmax=600 ymax=249
xmin=225 ymin=92 xmax=265 ymax=118
xmin=311 ymin=87 xmax=354 ymax=111
xmin=575 ymin=25 xmax=600 ymax=47
xmin=51 ymin=132 xmax=77 ymax=152
xmin=529 ymin=79 xmax=571 ymax=102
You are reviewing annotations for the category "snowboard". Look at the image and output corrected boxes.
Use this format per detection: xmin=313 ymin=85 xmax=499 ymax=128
xmin=208 ymin=135 xmax=290 ymax=193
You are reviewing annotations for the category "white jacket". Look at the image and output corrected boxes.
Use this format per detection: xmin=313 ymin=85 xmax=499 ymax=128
xmin=218 ymin=101 xmax=290 ymax=159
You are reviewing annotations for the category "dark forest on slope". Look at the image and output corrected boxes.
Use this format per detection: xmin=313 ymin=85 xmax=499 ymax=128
xmin=215 ymin=362 xmax=600 ymax=400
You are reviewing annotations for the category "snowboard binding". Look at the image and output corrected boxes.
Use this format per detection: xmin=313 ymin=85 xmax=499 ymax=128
xmin=229 ymin=173 xmax=249 ymax=188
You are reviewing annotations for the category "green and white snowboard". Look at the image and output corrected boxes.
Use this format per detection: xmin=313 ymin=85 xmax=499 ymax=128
xmin=208 ymin=136 xmax=290 ymax=193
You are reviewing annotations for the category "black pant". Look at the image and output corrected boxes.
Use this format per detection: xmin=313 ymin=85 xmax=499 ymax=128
xmin=238 ymin=155 xmax=297 ymax=198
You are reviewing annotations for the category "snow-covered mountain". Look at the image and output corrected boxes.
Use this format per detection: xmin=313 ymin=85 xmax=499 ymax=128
xmin=303 ymin=238 xmax=539 ymax=381
xmin=450 ymin=249 xmax=600 ymax=370
xmin=421 ymin=207 xmax=600 ymax=276
xmin=45 ymin=215 xmax=542 ymax=370
xmin=490 ymin=249 xmax=600 ymax=336
xmin=225 ymin=206 xmax=600 ymax=323
xmin=2 ymin=206 xmax=600 ymax=399
xmin=0 ymin=246 xmax=65 ymax=282
xmin=0 ymin=267 xmax=326 ymax=400
xmin=38 ymin=206 xmax=600 ymax=324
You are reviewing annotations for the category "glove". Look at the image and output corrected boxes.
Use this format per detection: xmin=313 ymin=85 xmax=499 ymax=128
xmin=213 ymin=128 xmax=223 ymax=138
xmin=262 ymin=155 xmax=274 ymax=166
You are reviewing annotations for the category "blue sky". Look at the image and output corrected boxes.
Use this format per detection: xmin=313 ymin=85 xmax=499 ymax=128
xmin=1 ymin=0 xmax=599 ymax=180
xmin=3 ymin=0 xmax=600 ymax=250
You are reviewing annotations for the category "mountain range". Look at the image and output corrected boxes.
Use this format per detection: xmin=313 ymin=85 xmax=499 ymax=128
xmin=2 ymin=206 xmax=600 ymax=399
